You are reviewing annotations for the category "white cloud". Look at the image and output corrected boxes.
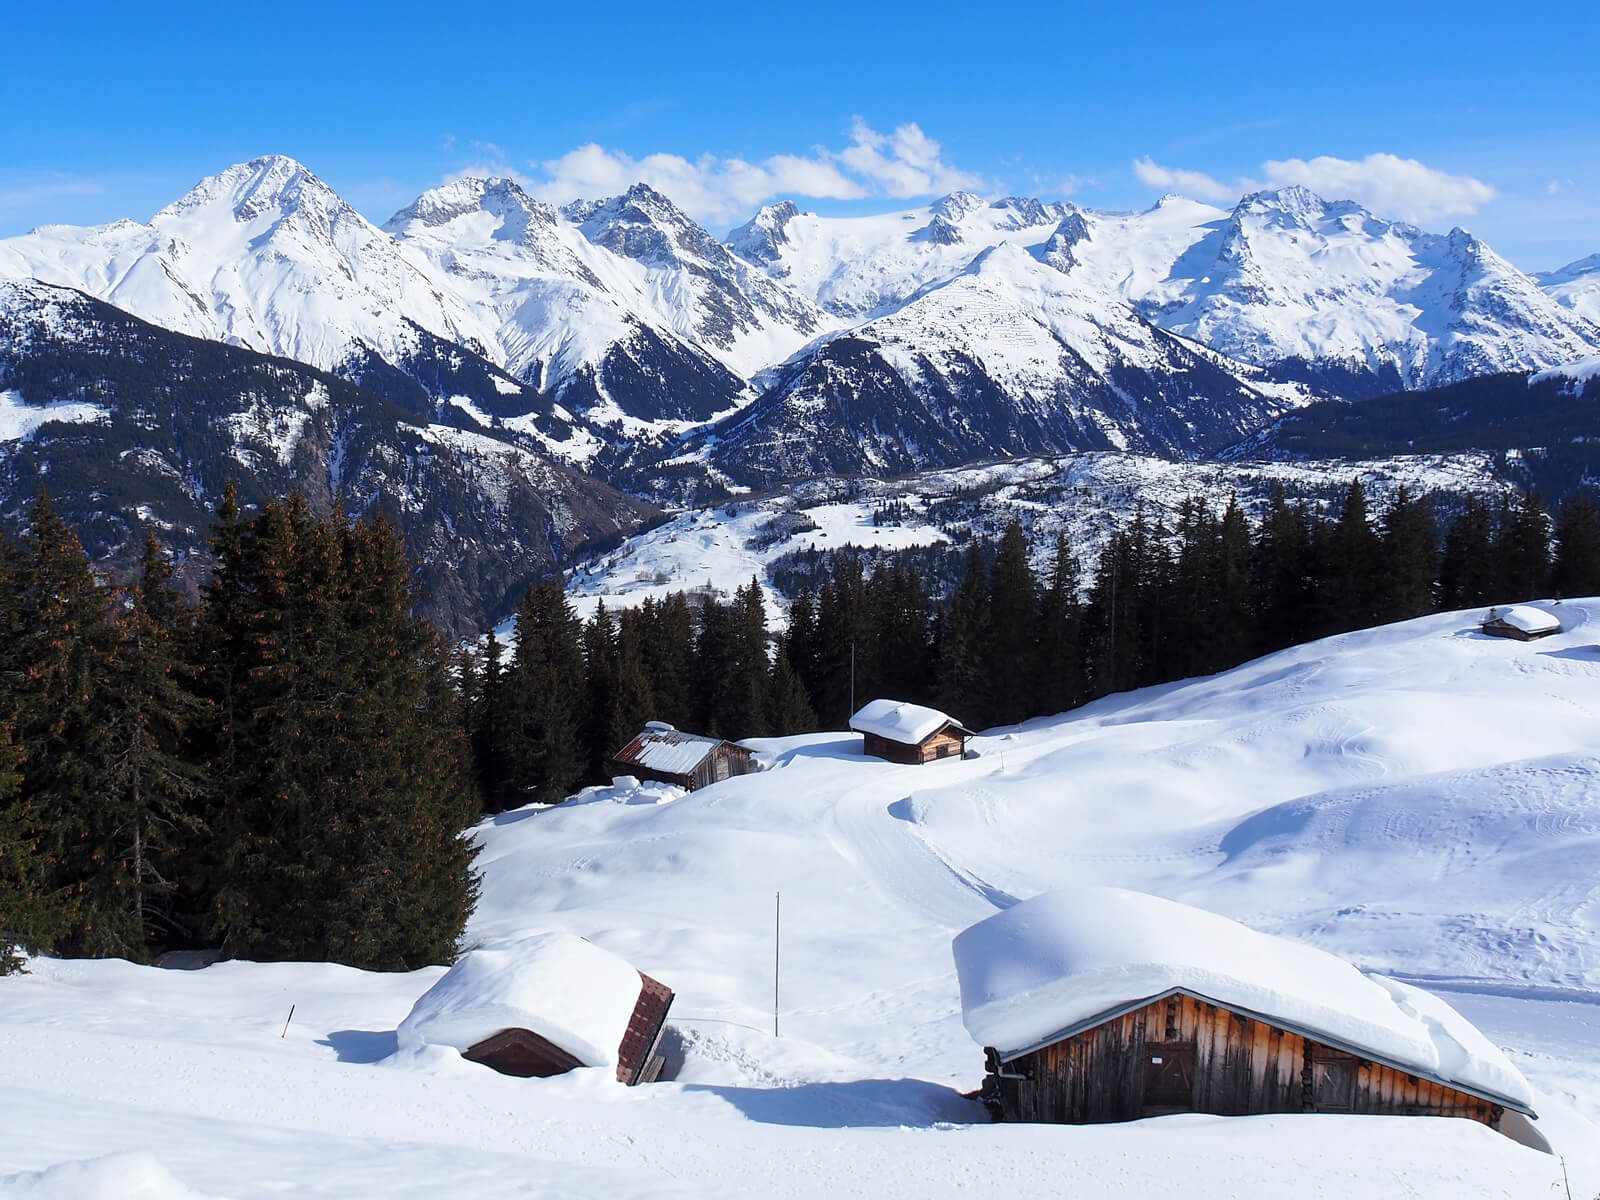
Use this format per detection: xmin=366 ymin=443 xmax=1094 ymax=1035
xmin=1261 ymin=154 xmax=1495 ymax=224
xmin=502 ymin=119 xmax=987 ymax=227
xmin=1132 ymin=156 xmax=1235 ymax=203
xmin=1130 ymin=152 xmax=1498 ymax=226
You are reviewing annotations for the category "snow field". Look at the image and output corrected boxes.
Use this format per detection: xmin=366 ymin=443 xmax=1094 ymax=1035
xmin=2 ymin=600 xmax=1599 ymax=1196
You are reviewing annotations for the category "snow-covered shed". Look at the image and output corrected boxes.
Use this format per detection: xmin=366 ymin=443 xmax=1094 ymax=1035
xmin=1480 ymin=605 xmax=1562 ymax=641
xmin=609 ymin=723 xmax=756 ymax=791
xmin=850 ymin=699 xmax=973 ymax=764
xmin=398 ymin=933 xmax=674 ymax=1085
xmin=952 ymin=887 xmax=1538 ymax=1135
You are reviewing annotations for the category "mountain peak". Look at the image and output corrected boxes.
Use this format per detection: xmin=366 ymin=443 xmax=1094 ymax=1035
xmin=931 ymin=191 xmax=985 ymax=221
xmin=1238 ymin=184 xmax=1329 ymax=218
xmin=385 ymin=176 xmax=554 ymax=237
xmin=156 ymin=155 xmax=340 ymax=225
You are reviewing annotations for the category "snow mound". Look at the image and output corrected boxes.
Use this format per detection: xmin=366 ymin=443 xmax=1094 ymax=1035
xmin=0 ymin=1152 xmax=217 ymax=1198
xmin=1529 ymin=355 xmax=1600 ymax=388
xmin=952 ymin=886 xmax=1534 ymax=1111
xmin=1487 ymin=605 xmax=1562 ymax=635
xmin=396 ymin=933 xmax=643 ymax=1069
xmin=850 ymin=699 xmax=966 ymax=745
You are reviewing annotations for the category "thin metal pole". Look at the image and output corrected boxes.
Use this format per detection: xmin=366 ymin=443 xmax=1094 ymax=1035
xmin=774 ymin=891 xmax=781 ymax=1039
xmin=850 ymin=642 xmax=855 ymax=715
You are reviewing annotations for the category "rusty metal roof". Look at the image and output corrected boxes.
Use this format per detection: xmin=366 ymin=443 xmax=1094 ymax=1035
xmin=611 ymin=727 xmax=740 ymax=777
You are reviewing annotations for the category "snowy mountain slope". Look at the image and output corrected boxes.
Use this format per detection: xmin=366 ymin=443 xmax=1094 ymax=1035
xmin=733 ymin=188 xmax=1600 ymax=391
xmin=5 ymin=599 xmax=1596 ymax=1197
xmin=384 ymin=178 xmax=834 ymax=433
xmin=0 ymin=278 xmax=656 ymax=637
xmin=688 ymin=243 xmax=1315 ymax=486
xmin=1539 ymin=252 xmax=1600 ymax=325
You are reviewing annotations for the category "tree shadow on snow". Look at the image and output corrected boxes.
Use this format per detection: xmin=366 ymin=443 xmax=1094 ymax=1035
xmin=319 ymin=1029 xmax=399 ymax=1063
xmin=1539 ymin=645 xmax=1600 ymax=662
xmin=682 ymin=1078 xmax=983 ymax=1129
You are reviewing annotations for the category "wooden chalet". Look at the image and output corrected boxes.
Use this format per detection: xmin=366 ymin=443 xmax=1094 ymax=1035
xmin=1480 ymin=604 xmax=1562 ymax=641
xmin=954 ymin=887 xmax=1540 ymax=1141
xmin=850 ymin=699 xmax=973 ymax=765
xmin=464 ymin=971 xmax=675 ymax=1086
xmin=610 ymin=723 xmax=756 ymax=791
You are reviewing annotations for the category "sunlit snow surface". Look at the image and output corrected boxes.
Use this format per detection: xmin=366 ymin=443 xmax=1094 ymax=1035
xmin=3 ymin=603 xmax=1599 ymax=1197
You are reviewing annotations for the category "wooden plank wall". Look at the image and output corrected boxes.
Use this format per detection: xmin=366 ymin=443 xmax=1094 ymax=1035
xmin=995 ymin=992 xmax=1499 ymax=1126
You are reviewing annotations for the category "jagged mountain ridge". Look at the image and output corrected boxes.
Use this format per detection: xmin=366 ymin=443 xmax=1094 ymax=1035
xmin=733 ymin=187 xmax=1600 ymax=392
xmin=1539 ymin=253 xmax=1600 ymax=325
xmin=0 ymin=278 xmax=656 ymax=638
xmin=1 ymin=156 xmax=1597 ymax=499
xmin=691 ymin=241 xmax=1301 ymax=486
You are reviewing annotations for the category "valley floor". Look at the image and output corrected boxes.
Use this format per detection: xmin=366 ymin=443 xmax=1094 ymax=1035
xmin=3 ymin=601 xmax=1598 ymax=1198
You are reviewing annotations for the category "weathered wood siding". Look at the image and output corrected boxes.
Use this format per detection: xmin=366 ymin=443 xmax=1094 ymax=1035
xmin=862 ymin=728 xmax=968 ymax=764
xmin=991 ymin=991 xmax=1501 ymax=1127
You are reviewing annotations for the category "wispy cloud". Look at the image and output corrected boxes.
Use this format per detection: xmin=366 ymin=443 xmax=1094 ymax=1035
xmin=1131 ymin=152 xmax=1497 ymax=224
xmin=0 ymin=176 xmax=106 ymax=216
xmin=1132 ymin=157 xmax=1234 ymax=203
xmin=451 ymin=120 xmax=991 ymax=227
xmin=1261 ymin=154 xmax=1495 ymax=224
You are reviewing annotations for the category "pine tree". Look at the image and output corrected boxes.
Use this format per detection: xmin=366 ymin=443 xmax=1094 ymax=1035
xmin=1376 ymin=487 xmax=1438 ymax=624
xmin=1313 ymin=478 xmax=1382 ymax=636
xmin=1033 ymin=532 xmax=1082 ymax=716
xmin=581 ymin=602 xmax=621 ymax=778
xmin=495 ymin=581 xmax=585 ymax=808
xmin=1438 ymin=497 xmax=1497 ymax=611
xmin=763 ymin=649 xmax=817 ymax=735
xmin=1494 ymin=493 xmax=1551 ymax=601
xmin=2 ymin=492 xmax=124 ymax=957
xmin=936 ymin=541 xmax=991 ymax=727
xmin=985 ymin=522 xmax=1038 ymax=727
xmin=1252 ymin=485 xmax=1313 ymax=656
xmin=100 ymin=534 xmax=207 ymax=953
xmin=1551 ymin=493 xmax=1600 ymax=599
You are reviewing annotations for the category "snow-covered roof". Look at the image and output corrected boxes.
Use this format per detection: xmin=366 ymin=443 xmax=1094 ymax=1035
xmin=613 ymin=728 xmax=728 ymax=776
xmin=850 ymin=699 xmax=970 ymax=745
xmin=397 ymin=933 xmax=644 ymax=1070
xmin=1485 ymin=605 xmax=1561 ymax=635
xmin=951 ymin=887 xmax=1535 ymax=1114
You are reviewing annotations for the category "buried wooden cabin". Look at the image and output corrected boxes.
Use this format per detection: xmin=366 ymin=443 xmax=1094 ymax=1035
xmin=398 ymin=932 xmax=676 ymax=1087
xmin=610 ymin=722 xmax=757 ymax=791
xmin=850 ymin=699 xmax=974 ymax=764
xmin=1480 ymin=605 xmax=1562 ymax=641
xmin=952 ymin=886 xmax=1542 ymax=1144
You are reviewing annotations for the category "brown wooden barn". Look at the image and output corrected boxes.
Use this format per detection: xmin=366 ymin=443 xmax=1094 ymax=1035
xmin=850 ymin=699 xmax=974 ymax=764
xmin=610 ymin=723 xmax=757 ymax=791
xmin=953 ymin=887 xmax=1541 ymax=1142
xmin=1480 ymin=604 xmax=1562 ymax=641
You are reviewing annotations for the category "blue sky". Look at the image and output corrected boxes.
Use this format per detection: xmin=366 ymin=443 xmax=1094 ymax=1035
xmin=4 ymin=0 xmax=1596 ymax=270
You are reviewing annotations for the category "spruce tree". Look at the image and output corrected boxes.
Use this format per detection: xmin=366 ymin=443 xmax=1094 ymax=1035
xmin=1494 ymin=493 xmax=1551 ymax=601
xmin=1376 ymin=487 xmax=1438 ymax=623
xmin=1034 ymin=532 xmax=1083 ymax=716
xmin=496 ymin=581 xmax=585 ymax=808
xmin=1551 ymin=493 xmax=1600 ymax=599
xmin=1313 ymin=478 xmax=1382 ymax=636
xmin=986 ymin=522 xmax=1038 ymax=727
xmin=763 ymin=649 xmax=817 ymax=736
xmin=936 ymin=541 xmax=992 ymax=727
xmin=1252 ymin=485 xmax=1313 ymax=656
xmin=1438 ymin=497 xmax=1497 ymax=612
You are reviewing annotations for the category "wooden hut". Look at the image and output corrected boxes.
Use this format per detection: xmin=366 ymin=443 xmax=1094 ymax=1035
xmin=610 ymin=723 xmax=756 ymax=791
xmin=953 ymin=887 xmax=1539 ymax=1140
xmin=399 ymin=932 xmax=676 ymax=1087
xmin=1480 ymin=605 xmax=1561 ymax=641
xmin=464 ymin=971 xmax=675 ymax=1086
xmin=850 ymin=699 xmax=973 ymax=764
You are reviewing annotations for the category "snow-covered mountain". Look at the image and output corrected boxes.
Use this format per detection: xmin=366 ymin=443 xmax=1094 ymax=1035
xmin=733 ymin=187 xmax=1600 ymax=392
xmin=0 ymin=278 xmax=655 ymax=637
xmin=1539 ymin=253 xmax=1600 ymax=325
xmin=693 ymin=241 xmax=1303 ymax=486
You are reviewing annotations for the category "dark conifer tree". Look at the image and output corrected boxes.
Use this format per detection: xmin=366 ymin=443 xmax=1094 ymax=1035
xmin=496 ymin=581 xmax=586 ymax=808
xmin=1313 ymin=478 xmax=1382 ymax=636
xmin=581 ymin=602 xmax=621 ymax=777
xmin=606 ymin=637 xmax=655 ymax=757
xmin=814 ymin=557 xmax=870 ymax=727
xmin=1494 ymin=493 xmax=1551 ymax=601
xmin=763 ymin=648 xmax=817 ymax=735
xmin=1252 ymin=485 xmax=1313 ymax=656
xmin=936 ymin=541 xmax=992 ymax=727
xmin=1034 ymin=532 xmax=1082 ymax=716
xmin=1551 ymin=493 xmax=1600 ymax=599
xmin=1438 ymin=496 xmax=1497 ymax=612
xmin=1376 ymin=487 xmax=1438 ymax=623
xmin=986 ymin=521 xmax=1038 ymax=727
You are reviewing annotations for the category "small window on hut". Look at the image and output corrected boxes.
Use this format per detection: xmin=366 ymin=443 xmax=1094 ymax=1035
xmin=1312 ymin=1053 xmax=1357 ymax=1111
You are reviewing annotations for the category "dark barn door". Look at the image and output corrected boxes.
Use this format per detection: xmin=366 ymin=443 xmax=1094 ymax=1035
xmin=1142 ymin=1042 xmax=1196 ymax=1114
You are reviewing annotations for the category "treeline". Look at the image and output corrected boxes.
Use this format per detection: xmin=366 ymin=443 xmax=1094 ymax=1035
xmin=0 ymin=489 xmax=477 ymax=975
xmin=457 ymin=481 xmax=1600 ymax=813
